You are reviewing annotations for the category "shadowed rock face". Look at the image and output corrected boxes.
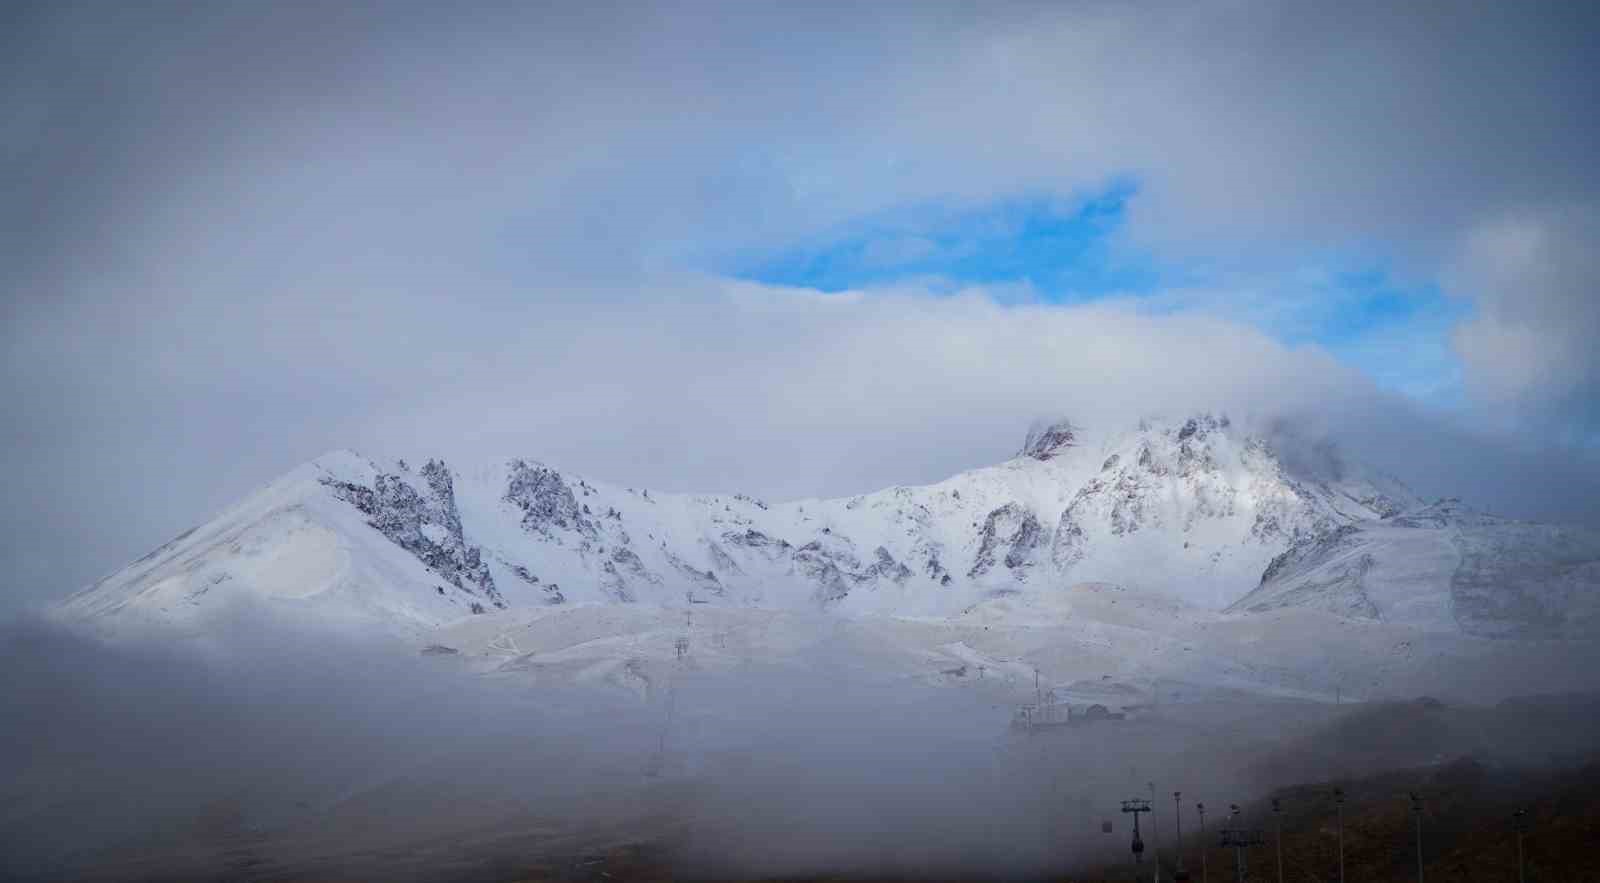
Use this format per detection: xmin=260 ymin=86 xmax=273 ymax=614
xmin=970 ymin=503 xmax=1044 ymax=579
xmin=323 ymin=461 xmax=503 ymax=608
xmin=1020 ymin=419 xmax=1078 ymax=460
xmin=505 ymin=459 xmax=594 ymax=539
xmin=869 ymin=546 xmax=914 ymax=584
xmin=70 ymin=416 xmax=1595 ymax=634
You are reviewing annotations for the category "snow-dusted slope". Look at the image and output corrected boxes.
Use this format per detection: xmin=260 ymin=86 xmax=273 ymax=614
xmin=59 ymin=414 xmax=1594 ymax=645
xmin=56 ymin=452 xmax=477 ymax=635
xmin=1231 ymin=499 xmax=1600 ymax=638
xmin=425 ymin=590 xmax=1600 ymax=710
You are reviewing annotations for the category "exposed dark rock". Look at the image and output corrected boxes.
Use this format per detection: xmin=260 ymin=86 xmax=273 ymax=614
xmin=599 ymin=561 xmax=636 ymax=603
xmin=666 ymin=550 xmax=725 ymax=596
xmin=969 ymin=503 xmax=1044 ymax=578
xmin=793 ymin=534 xmax=867 ymax=604
xmin=868 ymin=546 xmax=914 ymax=583
xmin=506 ymin=561 xmax=566 ymax=604
xmin=1108 ymin=474 xmax=1152 ymax=536
xmin=1020 ymin=419 xmax=1078 ymax=460
xmin=1052 ymin=508 xmax=1088 ymax=569
xmin=1137 ymin=444 xmax=1168 ymax=476
xmin=322 ymin=462 xmax=503 ymax=607
xmin=610 ymin=546 xmax=659 ymax=583
xmin=505 ymin=460 xmax=595 ymax=539
xmin=722 ymin=529 xmax=792 ymax=560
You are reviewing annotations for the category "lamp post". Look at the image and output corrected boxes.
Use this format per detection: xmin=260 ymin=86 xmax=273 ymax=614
xmin=1173 ymin=791 xmax=1186 ymax=879
xmin=1196 ymin=802 xmax=1208 ymax=883
xmin=1334 ymin=788 xmax=1345 ymax=883
xmin=1150 ymin=782 xmax=1162 ymax=883
xmin=1513 ymin=809 xmax=1528 ymax=883
xmin=1271 ymin=798 xmax=1283 ymax=883
xmin=1410 ymin=792 xmax=1425 ymax=883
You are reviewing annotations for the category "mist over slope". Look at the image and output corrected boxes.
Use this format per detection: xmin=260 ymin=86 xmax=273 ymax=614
xmin=5 ymin=611 xmax=1597 ymax=883
xmin=15 ymin=416 xmax=1600 ymax=880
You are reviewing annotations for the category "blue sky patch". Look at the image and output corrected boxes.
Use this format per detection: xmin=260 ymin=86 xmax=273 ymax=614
xmin=730 ymin=180 xmax=1168 ymax=298
xmin=728 ymin=184 xmax=1471 ymax=406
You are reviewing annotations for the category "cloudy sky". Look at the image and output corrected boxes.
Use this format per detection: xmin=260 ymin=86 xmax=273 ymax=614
xmin=4 ymin=1 xmax=1598 ymax=610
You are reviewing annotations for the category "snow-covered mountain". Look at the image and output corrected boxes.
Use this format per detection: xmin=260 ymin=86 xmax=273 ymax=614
xmin=1232 ymin=498 xmax=1600 ymax=638
xmin=61 ymin=414 xmax=1471 ymax=634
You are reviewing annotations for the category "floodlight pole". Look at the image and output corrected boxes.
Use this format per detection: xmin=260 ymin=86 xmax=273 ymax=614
xmin=1173 ymin=791 xmax=1185 ymax=875
xmin=1334 ymin=789 xmax=1345 ymax=883
xmin=1231 ymin=804 xmax=1245 ymax=883
xmin=1196 ymin=803 xmax=1208 ymax=883
xmin=1513 ymin=809 xmax=1527 ymax=883
xmin=1410 ymin=792 xmax=1424 ymax=883
xmin=1272 ymin=798 xmax=1283 ymax=883
xmin=1147 ymin=783 xmax=1163 ymax=883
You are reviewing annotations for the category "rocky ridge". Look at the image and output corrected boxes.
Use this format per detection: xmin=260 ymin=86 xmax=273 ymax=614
xmin=59 ymin=415 xmax=1599 ymax=639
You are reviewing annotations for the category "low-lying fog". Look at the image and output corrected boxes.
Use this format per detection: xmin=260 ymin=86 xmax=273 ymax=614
xmin=3 ymin=609 xmax=1597 ymax=882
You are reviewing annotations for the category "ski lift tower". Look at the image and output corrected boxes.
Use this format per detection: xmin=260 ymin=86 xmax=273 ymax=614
xmin=676 ymin=607 xmax=692 ymax=660
xmin=1218 ymin=804 xmax=1264 ymax=883
xmin=1123 ymin=798 xmax=1152 ymax=880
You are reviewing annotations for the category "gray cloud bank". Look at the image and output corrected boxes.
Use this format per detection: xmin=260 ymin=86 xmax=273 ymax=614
xmin=3 ymin=611 xmax=1597 ymax=881
xmin=4 ymin=1 xmax=1599 ymax=608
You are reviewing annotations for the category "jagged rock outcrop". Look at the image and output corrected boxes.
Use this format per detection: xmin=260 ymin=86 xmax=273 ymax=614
xmin=506 ymin=562 xmax=565 ymax=605
xmin=868 ymin=546 xmax=914 ymax=584
xmin=324 ymin=461 xmax=503 ymax=608
xmin=1020 ymin=419 xmax=1078 ymax=460
xmin=505 ymin=460 xmax=595 ymax=540
xmin=969 ymin=504 xmax=1044 ymax=579
xmin=74 ymin=416 xmax=1596 ymax=640
xmin=793 ymin=533 xmax=866 ymax=604
xmin=723 ymin=528 xmax=791 ymax=560
xmin=1051 ymin=509 xmax=1087 ymax=569
xmin=666 ymin=550 xmax=725 ymax=597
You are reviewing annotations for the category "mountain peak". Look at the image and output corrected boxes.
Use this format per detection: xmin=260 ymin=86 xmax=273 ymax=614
xmin=1020 ymin=418 xmax=1079 ymax=460
xmin=1131 ymin=412 xmax=1233 ymax=438
xmin=64 ymin=414 xmax=1591 ymax=643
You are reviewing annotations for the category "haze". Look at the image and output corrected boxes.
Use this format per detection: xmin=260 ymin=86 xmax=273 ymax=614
xmin=4 ymin=3 xmax=1600 ymax=880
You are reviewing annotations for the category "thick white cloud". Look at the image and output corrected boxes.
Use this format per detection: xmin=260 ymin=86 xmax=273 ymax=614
xmin=4 ymin=1 xmax=1599 ymax=608
xmin=1449 ymin=207 xmax=1600 ymax=434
